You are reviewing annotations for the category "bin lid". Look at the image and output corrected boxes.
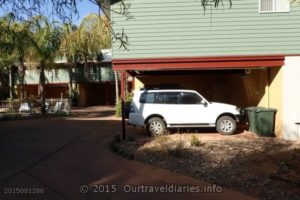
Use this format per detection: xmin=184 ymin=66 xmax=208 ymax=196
xmin=245 ymin=107 xmax=277 ymax=112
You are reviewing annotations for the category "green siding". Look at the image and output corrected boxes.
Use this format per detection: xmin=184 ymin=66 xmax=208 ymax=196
xmin=112 ymin=0 xmax=300 ymax=59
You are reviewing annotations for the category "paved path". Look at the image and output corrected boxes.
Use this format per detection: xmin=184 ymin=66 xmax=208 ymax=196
xmin=0 ymin=106 xmax=257 ymax=200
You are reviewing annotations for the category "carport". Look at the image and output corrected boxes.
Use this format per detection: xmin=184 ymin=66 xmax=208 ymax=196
xmin=113 ymin=55 xmax=285 ymax=139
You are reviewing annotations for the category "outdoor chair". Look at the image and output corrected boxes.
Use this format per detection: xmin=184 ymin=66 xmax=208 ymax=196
xmin=53 ymin=101 xmax=63 ymax=113
xmin=62 ymin=101 xmax=70 ymax=114
xmin=19 ymin=102 xmax=31 ymax=113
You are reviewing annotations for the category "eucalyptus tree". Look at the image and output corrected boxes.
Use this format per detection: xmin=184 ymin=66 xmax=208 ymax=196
xmin=59 ymin=23 xmax=79 ymax=102
xmin=26 ymin=16 xmax=62 ymax=116
xmin=0 ymin=14 xmax=19 ymax=99
xmin=76 ymin=14 xmax=111 ymax=71
xmin=0 ymin=14 xmax=35 ymax=100
xmin=59 ymin=14 xmax=111 ymax=104
xmin=77 ymin=14 xmax=114 ymax=104
xmin=10 ymin=21 xmax=32 ymax=100
xmin=0 ymin=54 xmax=16 ymax=99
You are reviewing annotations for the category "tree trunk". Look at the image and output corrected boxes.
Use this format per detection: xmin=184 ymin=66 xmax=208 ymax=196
xmin=67 ymin=58 xmax=73 ymax=100
xmin=114 ymin=71 xmax=119 ymax=104
xmin=9 ymin=64 xmax=15 ymax=99
xmin=18 ymin=56 xmax=25 ymax=100
xmin=84 ymin=55 xmax=88 ymax=79
xmin=0 ymin=72 xmax=3 ymax=100
xmin=74 ymin=57 xmax=79 ymax=106
xmin=39 ymin=62 xmax=46 ymax=117
xmin=0 ymin=68 xmax=9 ymax=100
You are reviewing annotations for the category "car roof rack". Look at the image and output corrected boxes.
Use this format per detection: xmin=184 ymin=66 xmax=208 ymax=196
xmin=142 ymin=84 xmax=183 ymax=90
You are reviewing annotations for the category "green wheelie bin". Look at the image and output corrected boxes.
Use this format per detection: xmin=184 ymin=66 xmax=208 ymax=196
xmin=245 ymin=107 xmax=277 ymax=137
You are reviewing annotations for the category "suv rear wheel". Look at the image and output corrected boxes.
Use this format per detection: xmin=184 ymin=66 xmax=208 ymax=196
xmin=147 ymin=117 xmax=166 ymax=137
xmin=216 ymin=116 xmax=236 ymax=135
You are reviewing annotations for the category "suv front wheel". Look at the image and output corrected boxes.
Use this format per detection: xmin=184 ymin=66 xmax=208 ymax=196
xmin=216 ymin=116 xmax=236 ymax=135
xmin=147 ymin=117 xmax=166 ymax=137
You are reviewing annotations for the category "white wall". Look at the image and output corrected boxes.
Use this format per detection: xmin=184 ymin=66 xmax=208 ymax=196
xmin=283 ymin=56 xmax=300 ymax=140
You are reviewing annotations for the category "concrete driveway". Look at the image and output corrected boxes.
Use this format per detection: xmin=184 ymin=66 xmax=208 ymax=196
xmin=0 ymin=106 xmax=256 ymax=200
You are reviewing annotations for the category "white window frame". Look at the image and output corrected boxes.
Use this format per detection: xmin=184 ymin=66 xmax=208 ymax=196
xmin=259 ymin=0 xmax=290 ymax=13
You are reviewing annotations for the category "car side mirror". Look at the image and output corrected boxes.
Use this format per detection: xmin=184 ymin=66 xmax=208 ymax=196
xmin=201 ymin=99 xmax=208 ymax=106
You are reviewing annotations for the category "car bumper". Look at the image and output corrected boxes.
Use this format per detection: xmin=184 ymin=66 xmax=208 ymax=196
xmin=128 ymin=113 xmax=145 ymax=127
xmin=236 ymin=112 xmax=246 ymax=122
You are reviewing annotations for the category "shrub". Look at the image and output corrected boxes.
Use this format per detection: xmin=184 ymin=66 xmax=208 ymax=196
xmin=168 ymin=140 xmax=185 ymax=157
xmin=113 ymin=134 xmax=121 ymax=143
xmin=127 ymin=135 xmax=135 ymax=142
xmin=115 ymin=93 xmax=133 ymax=117
xmin=190 ymin=135 xmax=203 ymax=147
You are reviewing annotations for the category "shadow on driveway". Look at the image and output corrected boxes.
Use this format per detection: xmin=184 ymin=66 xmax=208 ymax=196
xmin=0 ymin=106 xmax=256 ymax=200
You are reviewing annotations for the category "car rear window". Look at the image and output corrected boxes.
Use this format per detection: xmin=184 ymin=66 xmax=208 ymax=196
xmin=140 ymin=92 xmax=183 ymax=104
xmin=140 ymin=92 xmax=180 ymax=104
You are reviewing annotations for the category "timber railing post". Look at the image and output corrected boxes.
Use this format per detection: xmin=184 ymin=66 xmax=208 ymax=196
xmin=120 ymin=70 xmax=126 ymax=140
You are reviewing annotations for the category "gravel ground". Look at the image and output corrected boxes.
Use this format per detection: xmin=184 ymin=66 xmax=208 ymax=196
xmin=115 ymin=132 xmax=300 ymax=200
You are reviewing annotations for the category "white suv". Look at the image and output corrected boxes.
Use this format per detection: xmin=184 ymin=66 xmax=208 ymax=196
xmin=129 ymin=89 xmax=243 ymax=136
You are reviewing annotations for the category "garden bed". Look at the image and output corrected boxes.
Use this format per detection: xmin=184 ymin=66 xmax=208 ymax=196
xmin=111 ymin=132 xmax=300 ymax=200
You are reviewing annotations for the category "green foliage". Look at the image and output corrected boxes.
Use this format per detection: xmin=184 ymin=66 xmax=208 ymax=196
xmin=59 ymin=14 xmax=111 ymax=62
xmin=115 ymin=99 xmax=122 ymax=117
xmin=26 ymin=16 xmax=62 ymax=67
xmin=115 ymin=93 xmax=133 ymax=117
xmin=0 ymin=15 xmax=21 ymax=66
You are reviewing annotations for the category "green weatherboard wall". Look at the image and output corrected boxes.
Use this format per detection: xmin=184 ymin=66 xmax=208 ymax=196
xmin=111 ymin=0 xmax=300 ymax=59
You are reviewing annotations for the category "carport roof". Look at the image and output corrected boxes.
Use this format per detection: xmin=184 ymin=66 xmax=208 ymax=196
xmin=113 ymin=55 xmax=284 ymax=71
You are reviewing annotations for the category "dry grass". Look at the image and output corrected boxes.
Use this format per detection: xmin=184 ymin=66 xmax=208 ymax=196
xmin=130 ymin=132 xmax=300 ymax=199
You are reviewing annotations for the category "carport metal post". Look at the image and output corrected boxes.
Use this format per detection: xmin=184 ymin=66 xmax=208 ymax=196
xmin=120 ymin=70 xmax=126 ymax=140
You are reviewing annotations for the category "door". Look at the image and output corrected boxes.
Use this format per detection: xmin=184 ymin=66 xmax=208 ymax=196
xmin=179 ymin=92 xmax=211 ymax=124
xmin=151 ymin=92 xmax=182 ymax=124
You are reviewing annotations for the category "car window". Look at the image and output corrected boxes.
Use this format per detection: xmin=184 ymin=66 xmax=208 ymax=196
xmin=164 ymin=92 xmax=180 ymax=104
xmin=180 ymin=92 xmax=202 ymax=104
xmin=155 ymin=93 xmax=165 ymax=104
xmin=139 ymin=93 xmax=155 ymax=103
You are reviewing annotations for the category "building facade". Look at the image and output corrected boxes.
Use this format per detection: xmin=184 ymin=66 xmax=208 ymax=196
xmin=17 ymin=49 xmax=117 ymax=106
xmin=111 ymin=0 xmax=300 ymax=140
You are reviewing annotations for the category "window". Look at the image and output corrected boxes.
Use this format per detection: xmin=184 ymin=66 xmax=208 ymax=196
xmin=140 ymin=93 xmax=155 ymax=103
xmin=155 ymin=93 xmax=165 ymax=104
xmin=164 ymin=92 xmax=180 ymax=104
xmin=180 ymin=92 xmax=202 ymax=104
xmin=260 ymin=0 xmax=290 ymax=13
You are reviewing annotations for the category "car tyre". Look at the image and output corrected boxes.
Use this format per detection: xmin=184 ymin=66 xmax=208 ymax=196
xmin=216 ymin=116 xmax=236 ymax=135
xmin=147 ymin=117 xmax=166 ymax=137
